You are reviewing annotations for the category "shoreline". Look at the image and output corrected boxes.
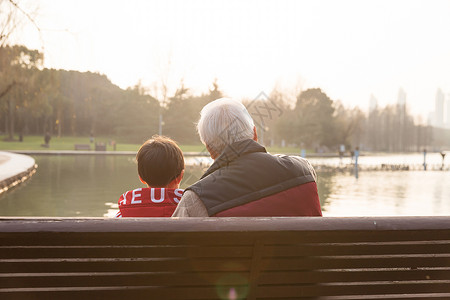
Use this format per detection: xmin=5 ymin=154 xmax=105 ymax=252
xmin=1 ymin=150 xmax=447 ymax=173
xmin=0 ymin=152 xmax=38 ymax=195
xmin=6 ymin=149 xmax=350 ymax=158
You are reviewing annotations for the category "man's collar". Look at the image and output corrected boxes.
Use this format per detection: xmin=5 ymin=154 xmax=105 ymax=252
xmin=202 ymin=139 xmax=266 ymax=178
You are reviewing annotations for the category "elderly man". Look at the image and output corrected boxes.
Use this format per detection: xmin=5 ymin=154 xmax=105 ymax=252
xmin=172 ymin=98 xmax=322 ymax=217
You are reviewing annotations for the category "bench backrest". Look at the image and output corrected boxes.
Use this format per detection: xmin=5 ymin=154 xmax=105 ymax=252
xmin=1 ymin=217 xmax=450 ymax=299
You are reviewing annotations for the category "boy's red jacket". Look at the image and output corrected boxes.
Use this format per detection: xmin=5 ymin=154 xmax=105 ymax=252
xmin=115 ymin=188 xmax=183 ymax=217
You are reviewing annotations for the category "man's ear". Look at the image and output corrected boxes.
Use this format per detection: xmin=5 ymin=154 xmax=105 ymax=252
xmin=139 ymin=176 xmax=147 ymax=185
xmin=253 ymin=126 xmax=258 ymax=142
xmin=206 ymin=144 xmax=219 ymax=160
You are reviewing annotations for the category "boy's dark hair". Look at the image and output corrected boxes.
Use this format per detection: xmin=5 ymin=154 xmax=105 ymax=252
xmin=136 ymin=135 xmax=184 ymax=187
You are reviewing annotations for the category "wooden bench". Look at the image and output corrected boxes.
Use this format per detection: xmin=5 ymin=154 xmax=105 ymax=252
xmin=1 ymin=217 xmax=450 ymax=299
xmin=74 ymin=144 xmax=91 ymax=151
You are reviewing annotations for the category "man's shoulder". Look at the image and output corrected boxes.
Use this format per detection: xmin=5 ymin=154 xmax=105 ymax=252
xmin=269 ymin=154 xmax=317 ymax=181
xmin=270 ymin=153 xmax=312 ymax=166
xmin=172 ymin=190 xmax=209 ymax=217
xmin=180 ymin=189 xmax=200 ymax=203
xmin=285 ymin=154 xmax=312 ymax=165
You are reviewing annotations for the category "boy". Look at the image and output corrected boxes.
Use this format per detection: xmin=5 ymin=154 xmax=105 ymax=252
xmin=115 ymin=136 xmax=184 ymax=217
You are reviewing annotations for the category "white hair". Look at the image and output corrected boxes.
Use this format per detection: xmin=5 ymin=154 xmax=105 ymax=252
xmin=197 ymin=98 xmax=255 ymax=155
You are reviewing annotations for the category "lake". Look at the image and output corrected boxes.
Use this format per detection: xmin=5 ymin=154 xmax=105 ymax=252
xmin=0 ymin=154 xmax=449 ymax=217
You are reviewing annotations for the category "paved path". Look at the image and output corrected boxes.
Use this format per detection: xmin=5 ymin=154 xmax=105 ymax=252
xmin=0 ymin=154 xmax=10 ymax=165
xmin=0 ymin=151 xmax=36 ymax=183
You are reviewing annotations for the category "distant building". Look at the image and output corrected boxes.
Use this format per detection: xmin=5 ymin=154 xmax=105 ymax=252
xmin=428 ymin=111 xmax=435 ymax=125
xmin=398 ymin=88 xmax=406 ymax=107
xmin=435 ymin=88 xmax=445 ymax=128
xmin=369 ymin=94 xmax=378 ymax=113
xmin=397 ymin=88 xmax=406 ymax=123
xmin=446 ymin=95 xmax=450 ymax=129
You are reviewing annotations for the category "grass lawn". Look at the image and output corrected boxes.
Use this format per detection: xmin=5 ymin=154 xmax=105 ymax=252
xmin=0 ymin=135 xmax=208 ymax=152
xmin=0 ymin=135 xmax=137 ymax=152
xmin=0 ymin=135 xmax=304 ymax=154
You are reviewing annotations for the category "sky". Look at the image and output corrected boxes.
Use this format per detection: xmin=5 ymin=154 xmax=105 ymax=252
xmin=11 ymin=0 xmax=450 ymax=120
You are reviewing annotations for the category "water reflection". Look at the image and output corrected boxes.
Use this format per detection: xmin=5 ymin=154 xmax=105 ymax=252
xmin=319 ymin=170 xmax=450 ymax=216
xmin=0 ymin=155 xmax=449 ymax=217
xmin=0 ymin=156 xmax=140 ymax=217
xmin=315 ymin=171 xmax=334 ymax=208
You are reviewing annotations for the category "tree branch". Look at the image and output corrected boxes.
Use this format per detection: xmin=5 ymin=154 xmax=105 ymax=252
xmin=0 ymin=80 xmax=16 ymax=99
xmin=8 ymin=0 xmax=40 ymax=34
xmin=7 ymin=0 xmax=44 ymax=50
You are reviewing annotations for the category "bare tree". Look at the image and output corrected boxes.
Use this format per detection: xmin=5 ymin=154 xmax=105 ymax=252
xmin=271 ymin=76 xmax=304 ymax=108
xmin=148 ymin=53 xmax=176 ymax=136
xmin=0 ymin=0 xmax=41 ymax=47
xmin=0 ymin=0 xmax=19 ymax=47
xmin=1 ymin=0 xmax=41 ymax=101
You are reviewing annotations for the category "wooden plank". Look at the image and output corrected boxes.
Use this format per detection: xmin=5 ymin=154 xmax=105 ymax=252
xmin=2 ymin=230 xmax=449 ymax=249
xmin=257 ymin=269 xmax=450 ymax=284
xmin=0 ymin=271 xmax=250 ymax=288
xmin=263 ymin=241 xmax=450 ymax=257
xmin=0 ymin=285 xmax=255 ymax=300
xmin=318 ymin=293 xmax=450 ymax=299
xmin=6 ymin=267 xmax=447 ymax=291
xmin=0 ymin=245 xmax=254 ymax=259
xmin=8 ymin=281 xmax=448 ymax=300
xmin=0 ymin=285 xmax=248 ymax=300
xmin=1 ymin=229 xmax=449 ymax=249
xmin=0 ymin=257 xmax=252 ymax=273
xmin=1 ymin=217 xmax=450 ymax=233
xmin=4 ymin=269 xmax=449 ymax=294
xmin=262 ymin=255 xmax=450 ymax=271
xmin=256 ymin=282 xmax=450 ymax=297
xmin=263 ymin=230 xmax=450 ymax=244
xmin=0 ymin=232 xmax=258 ymax=246
xmin=2 ymin=286 xmax=450 ymax=300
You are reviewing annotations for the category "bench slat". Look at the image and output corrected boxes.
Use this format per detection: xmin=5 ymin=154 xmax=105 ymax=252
xmin=257 ymin=269 xmax=450 ymax=284
xmin=0 ymin=232 xmax=258 ymax=246
xmin=3 ymin=230 xmax=449 ymax=243
xmin=0 ymin=245 xmax=253 ymax=259
xmin=3 ymin=241 xmax=450 ymax=259
xmin=0 ymin=258 xmax=253 ymax=273
xmin=264 ymin=241 xmax=450 ymax=256
xmin=2 ymin=269 xmax=450 ymax=288
xmin=0 ymin=271 xmax=250 ymax=288
xmin=0 ymin=286 xmax=246 ymax=300
xmin=256 ymin=282 xmax=450 ymax=297
xmin=263 ymin=255 xmax=450 ymax=270
xmin=2 ymin=282 xmax=450 ymax=299
xmin=5 ymin=257 xmax=447 ymax=274
xmin=319 ymin=294 xmax=450 ymax=300
xmin=264 ymin=230 xmax=450 ymax=243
